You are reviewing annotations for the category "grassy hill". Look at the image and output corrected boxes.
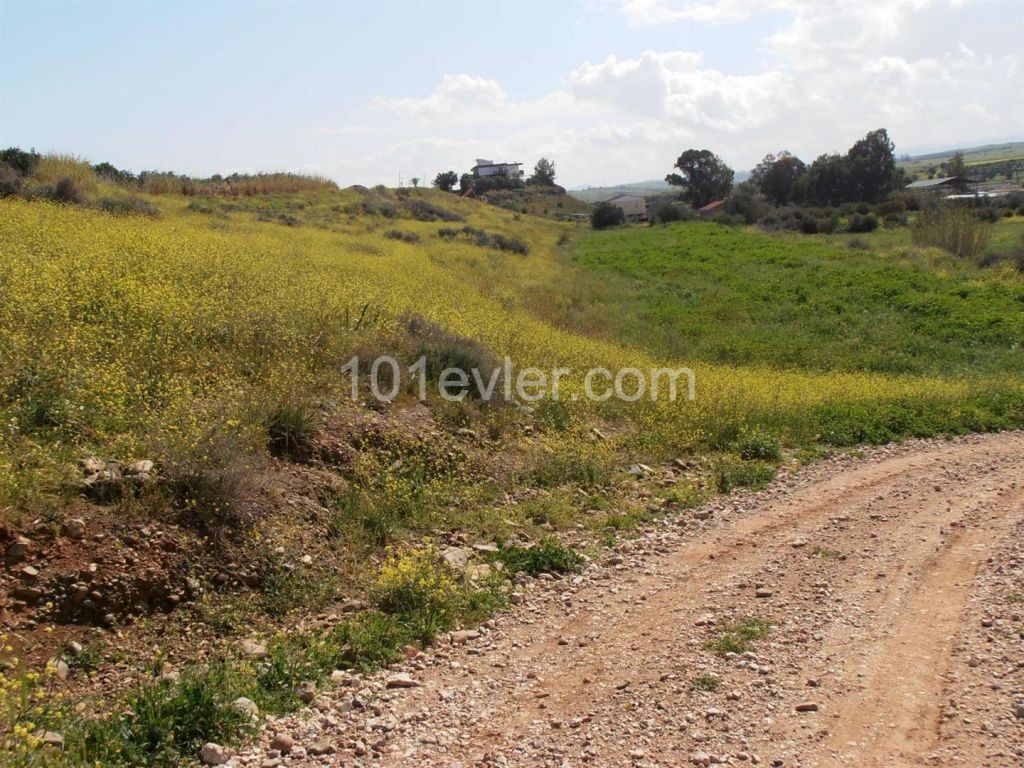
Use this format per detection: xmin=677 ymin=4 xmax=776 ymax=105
xmin=899 ymin=140 xmax=1024 ymax=182
xmin=2 ymin=156 xmax=1024 ymax=766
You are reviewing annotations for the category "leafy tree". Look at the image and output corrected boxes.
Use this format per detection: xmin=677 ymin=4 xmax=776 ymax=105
xmin=846 ymin=128 xmax=897 ymax=203
xmin=591 ymin=201 xmax=625 ymax=229
xmin=409 ymin=177 xmax=420 ymax=188
xmin=947 ymin=151 xmax=967 ymax=178
xmin=93 ymin=161 xmax=138 ymax=186
xmin=750 ymin=151 xmax=806 ymax=206
xmin=724 ymin=181 xmax=766 ymax=223
xmin=666 ymin=149 xmax=734 ymax=208
xmin=0 ymin=147 xmax=41 ymax=177
xmin=433 ymin=170 xmax=458 ymax=192
xmin=806 ymin=153 xmax=852 ymax=207
xmin=528 ymin=157 xmax=557 ymax=186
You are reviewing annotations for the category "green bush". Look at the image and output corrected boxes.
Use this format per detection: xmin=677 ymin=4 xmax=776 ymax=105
xmin=734 ymin=429 xmax=782 ymax=461
xmin=96 ymin=196 xmax=159 ymax=217
xmin=714 ymin=458 xmax=776 ymax=493
xmin=494 ymin=536 xmax=583 ymax=576
xmin=591 ymin=202 xmax=625 ymax=230
xmin=847 ymin=213 xmax=878 ymax=233
xmin=265 ymin=401 xmax=315 ymax=458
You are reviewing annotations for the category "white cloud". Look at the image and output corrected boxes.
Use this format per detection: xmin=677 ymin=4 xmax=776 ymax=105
xmin=313 ymin=0 xmax=1020 ymax=186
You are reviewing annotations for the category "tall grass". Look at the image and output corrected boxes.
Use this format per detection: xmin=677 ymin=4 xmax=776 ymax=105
xmin=912 ymin=206 xmax=990 ymax=260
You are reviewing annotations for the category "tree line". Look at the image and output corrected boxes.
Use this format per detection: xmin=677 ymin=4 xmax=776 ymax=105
xmin=665 ymin=128 xmax=905 ymax=208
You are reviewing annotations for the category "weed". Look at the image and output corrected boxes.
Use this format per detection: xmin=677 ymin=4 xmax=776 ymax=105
xmin=691 ymin=674 xmax=722 ymax=691
xmin=265 ymin=400 xmax=315 ymax=459
xmin=493 ymin=537 xmax=583 ymax=576
xmin=733 ymin=429 xmax=782 ymax=462
xmin=705 ymin=617 xmax=772 ymax=656
xmin=714 ymin=459 xmax=776 ymax=494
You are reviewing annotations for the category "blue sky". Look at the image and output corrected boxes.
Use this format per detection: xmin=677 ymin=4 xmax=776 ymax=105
xmin=2 ymin=1 xmax=1021 ymax=187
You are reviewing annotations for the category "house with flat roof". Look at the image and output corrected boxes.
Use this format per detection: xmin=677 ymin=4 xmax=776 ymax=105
xmin=471 ymin=159 xmax=524 ymax=179
xmin=607 ymin=194 xmax=647 ymax=221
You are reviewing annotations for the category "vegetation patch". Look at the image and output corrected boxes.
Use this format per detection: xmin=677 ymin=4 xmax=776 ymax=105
xmin=492 ymin=537 xmax=584 ymax=577
xmin=705 ymin=617 xmax=773 ymax=656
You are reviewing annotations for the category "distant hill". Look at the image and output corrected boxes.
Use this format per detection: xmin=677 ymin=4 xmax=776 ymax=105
xmin=899 ymin=140 xmax=1024 ymax=184
xmin=570 ymin=171 xmax=751 ymax=203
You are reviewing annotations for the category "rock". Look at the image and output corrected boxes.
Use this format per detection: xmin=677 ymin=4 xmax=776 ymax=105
xmin=233 ymin=697 xmax=259 ymax=719
xmin=466 ymin=563 xmax=493 ymax=581
xmin=1015 ymin=702 xmax=1024 ymax=719
xmin=692 ymin=510 xmax=713 ymax=521
xmin=755 ymin=588 xmax=774 ymax=598
xmin=5 ymin=535 xmax=31 ymax=562
xmin=456 ymin=427 xmax=477 ymax=439
xmin=296 ymin=681 xmax=316 ymax=703
xmin=795 ymin=702 xmax=819 ymax=713
xmin=64 ymin=518 xmax=87 ymax=540
xmin=241 ymin=639 xmax=268 ymax=659
xmin=66 ymin=640 xmax=84 ymax=657
xmin=269 ymin=733 xmax=294 ymax=754
xmin=54 ymin=660 xmax=70 ymax=680
xmin=690 ymin=749 xmax=711 ymax=766
xmin=19 ymin=565 xmax=39 ymax=580
xmin=13 ymin=586 xmax=43 ymax=603
xmin=42 ymin=731 xmax=64 ymax=750
xmin=450 ymin=630 xmax=480 ymax=644
xmin=200 ymin=742 xmax=230 ymax=765
xmin=510 ymin=591 xmax=525 ymax=605
xmin=441 ymin=546 xmax=473 ymax=570
xmin=126 ymin=459 xmax=154 ymax=475
xmin=308 ymin=741 xmax=336 ymax=756
xmin=385 ymin=672 xmax=420 ymax=689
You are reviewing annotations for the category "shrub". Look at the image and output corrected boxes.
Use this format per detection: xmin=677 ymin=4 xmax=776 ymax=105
xmin=372 ymin=543 xmax=460 ymax=617
xmin=591 ymin=201 xmax=625 ymax=229
xmin=912 ymin=207 xmax=990 ymax=260
xmin=0 ymin=147 xmax=41 ymax=176
xmin=847 ymin=237 xmax=870 ymax=250
xmin=734 ymin=429 xmax=782 ymax=461
xmin=96 ymin=195 xmax=159 ymax=217
xmin=384 ymin=229 xmax=421 ymax=243
xmin=692 ymin=675 xmax=722 ymax=692
xmin=404 ymin=314 xmax=499 ymax=400
xmin=494 ymin=537 xmax=583 ymax=576
xmin=847 ymin=213 xmax=878 ymax=233
xmin=974 ymin=207 xmax=1000 ymax=223
xmin=49 ymin=177 xmax=85 ymax=204
xmin=799 ymin=218 xmax=819 ymax=235
xmin=0 ymin=165 xmax=23 ymax=197
xmin=406 ymin=198 xmax=463 ymax=222
xmin=265 ymin=401 xmax=315 ymax=458
xmin=652 ymin=202 xmax=693 ymax=224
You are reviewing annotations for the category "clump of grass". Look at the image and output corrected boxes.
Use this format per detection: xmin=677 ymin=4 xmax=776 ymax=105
xmin=705 ymin=617 xmax=772 ymax=656
xmin=733 ymin=429 xmax=782 ymax=462
xmin=912 ymin=207 xmax=990 ymax=260
xmin=265 ymin=401 xmax=315 ymax=459
xmin=714 ymin=458 xmax=776 ymax=493
xmin=493 ymin=536 xmax=583 ymax=576
xmin=691 ymin=674 xmax=722 ymax=691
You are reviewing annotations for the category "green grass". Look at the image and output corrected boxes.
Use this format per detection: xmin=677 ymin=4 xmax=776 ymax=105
xmin=570 ymin=222 xmax=1024 ymax=376
xmin=492 ymin=537 xmax=584 ymax=576
xmin=705 ymin=617 xmax=773 ymax=656
xmin=691 ymin=674 xmax=722 ymax=692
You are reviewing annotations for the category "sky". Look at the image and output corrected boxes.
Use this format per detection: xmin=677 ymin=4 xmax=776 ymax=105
xmin=1 ymin=0 xmax=1021 ymax=188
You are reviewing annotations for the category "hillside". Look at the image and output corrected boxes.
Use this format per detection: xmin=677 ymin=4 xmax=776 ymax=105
xmin=2 ymin=164 xmax=1024 ymax=766
xmin=899 ymin=139 xmax=1024 ymax=182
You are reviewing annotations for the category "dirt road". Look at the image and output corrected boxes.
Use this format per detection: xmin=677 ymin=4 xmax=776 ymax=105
xmin=240 ymin=432 xmax=1024 ymax=768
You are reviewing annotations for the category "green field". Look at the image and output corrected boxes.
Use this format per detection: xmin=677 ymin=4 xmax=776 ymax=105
xmin=566 ymin=220 xmax=1024 ymax=376
xmin=898 ymin=140 xmax=1024 ymax=181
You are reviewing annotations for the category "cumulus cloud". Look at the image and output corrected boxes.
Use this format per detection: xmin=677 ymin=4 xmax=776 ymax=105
xmin=318 ymin=0 xmax=1020 ymax=186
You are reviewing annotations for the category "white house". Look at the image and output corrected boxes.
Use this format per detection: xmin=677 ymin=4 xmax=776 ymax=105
xmin=471 ymin=159 xmax=524 ymax=179
xmin=607 ymin=194 xmax=647 ymax=221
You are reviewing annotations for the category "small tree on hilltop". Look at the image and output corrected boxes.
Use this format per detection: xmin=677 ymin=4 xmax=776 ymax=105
xmin=666 ymin=149 xmax=734 ymax=208
xmin=409 ymin=177 xmax=420 ymax=188
xmin=947 ymin=151 xmax=967 ymax=178
xmin=528 ymin=157 xmax=557 ymax=186
xmin=433 ymin=170 xmax=458 ymax=192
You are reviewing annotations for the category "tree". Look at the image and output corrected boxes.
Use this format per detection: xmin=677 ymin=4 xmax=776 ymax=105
xmin=591 ymin=201 xmax=625 ymax=229
xmin=750 ymin=151 xmax=806 ymax=206
xmin=806 ymin=153 xmax=851 ymax=207
xmin=666 ymin=149 xmax=734 ymax=208
xmin=528 ymin=157 xmax=557 ymax=186
xmin=947 ymin=151 xmax=966 ymax=178
xmin=409 ymin=177 xmax=420 ymax=188
xmin=846 ymin=128 xmax=897 ymax=203
xmin=433 ymin=170 xmax=458 ymax=192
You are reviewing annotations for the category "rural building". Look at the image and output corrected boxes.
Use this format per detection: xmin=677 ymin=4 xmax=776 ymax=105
xmin=607 ymin=194 xmax=647 ymax=221
xmin=696 ymin=200 xmax=726 ymax=217
xmin=904 ymin=176 xmax=975 ymax=195
xmin=471 ymin=159 xmax=524 ymax=179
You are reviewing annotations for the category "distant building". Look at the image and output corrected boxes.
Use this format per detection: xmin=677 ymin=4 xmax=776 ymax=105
xmin=904 ymin=176 xmax=975 ymax=194
xmin=607 ymin=194 xmax=647 ymax=221
xmin=696 ymin=200 xmax=726 ymax=217
xmin=471 ymin=159 xmax=524 ymax=179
